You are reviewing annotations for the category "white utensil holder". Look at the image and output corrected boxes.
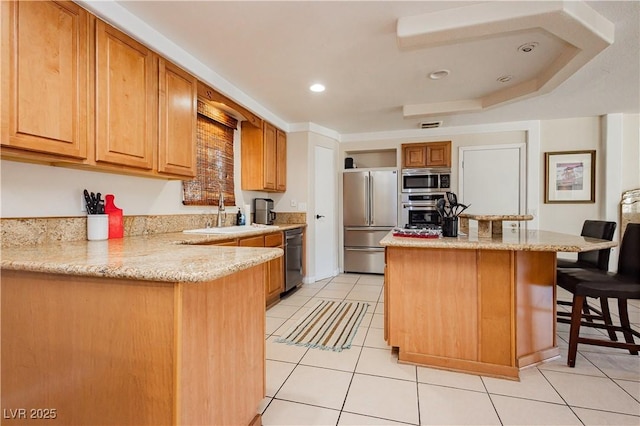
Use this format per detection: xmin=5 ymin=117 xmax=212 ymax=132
xmin=87 ymin=214 xmax=109 ymax=241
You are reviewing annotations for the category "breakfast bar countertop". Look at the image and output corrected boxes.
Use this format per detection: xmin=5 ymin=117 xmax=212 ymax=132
xmin=0 ymin=224 xmax=305 ymax=283
xmin=380 ymin=228 xmax=617 ymax=252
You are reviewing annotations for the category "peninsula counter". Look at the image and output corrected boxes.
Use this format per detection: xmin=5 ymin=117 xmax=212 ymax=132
xmin=1 ymin=232 xmax=286 ymax=426
xmin=380 ymin=229 xmax=616 ymax=380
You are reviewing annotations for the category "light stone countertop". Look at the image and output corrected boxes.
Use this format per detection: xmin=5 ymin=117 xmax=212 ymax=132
xmin=380 ymin=228 xmax=617 ymax=252
xmin=1 ymin=225 xmax=305 ymax=283
xmin=458 ymin=213 xmax=534 ymax=221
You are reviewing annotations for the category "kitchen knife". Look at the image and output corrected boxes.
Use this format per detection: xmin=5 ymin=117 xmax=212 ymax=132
xmin=84 ymin=189 xmax=95 ymax=214
xmin=95 ymin=193 xmax=103 ymax=213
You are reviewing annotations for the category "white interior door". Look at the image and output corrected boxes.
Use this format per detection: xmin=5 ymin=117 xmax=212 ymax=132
xmin=314 ymin=146 xmax=336 ymax=280
xmin=459 ymin=144 xmax=526 ymax=229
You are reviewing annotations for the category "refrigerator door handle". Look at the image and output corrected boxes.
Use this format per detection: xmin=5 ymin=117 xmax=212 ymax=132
xmin=369 ymin=174 xmax=374 ymax=226
xmin=364 ymin=174 xmax=370 ymax=225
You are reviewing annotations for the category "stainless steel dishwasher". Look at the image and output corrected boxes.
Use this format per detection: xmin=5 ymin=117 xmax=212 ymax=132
xmin=284 ymin=228 xmax=303 ymax=292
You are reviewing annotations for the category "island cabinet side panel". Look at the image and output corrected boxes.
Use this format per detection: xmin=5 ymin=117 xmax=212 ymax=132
xmin=477 ymin=250 xmax=516 ymax=367
xmin=1 ymin=270 xmax=176 ymax=425
xmin=401 ymin=249 xmax=478 ymax=361
xmin=387 ymin=247 xmax=479 ymax=359
xmin=515 ymin=251 xmax=558 ymax=366
xmin=177 ymin=264 xmax=266 ymax=426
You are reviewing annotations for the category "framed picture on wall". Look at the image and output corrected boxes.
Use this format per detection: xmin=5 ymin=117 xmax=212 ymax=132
xmin=544 ymin=150 xmax=596 ymax=203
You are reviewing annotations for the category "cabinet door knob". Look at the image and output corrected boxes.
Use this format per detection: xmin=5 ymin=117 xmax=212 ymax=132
xmin=316 ymin=214 xmax=325 ymax=219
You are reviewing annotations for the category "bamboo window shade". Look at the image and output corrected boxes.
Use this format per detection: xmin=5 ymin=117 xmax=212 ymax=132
xmin=182 ymin=100 xmax=238 ymax=206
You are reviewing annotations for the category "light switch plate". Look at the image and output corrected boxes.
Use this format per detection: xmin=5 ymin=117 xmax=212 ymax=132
xmin=290 ymin=199 xmax=297 ymax=207
xmin=298 ymin=202 xmax=307 ymax=211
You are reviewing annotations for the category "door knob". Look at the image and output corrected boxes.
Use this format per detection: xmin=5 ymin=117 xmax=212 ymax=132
xmin=316 ymin=214 xmax=325 ymax=219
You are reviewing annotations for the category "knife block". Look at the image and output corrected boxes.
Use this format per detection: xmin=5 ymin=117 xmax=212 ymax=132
xmin=104 ymin=194 xmax=124 ymax=239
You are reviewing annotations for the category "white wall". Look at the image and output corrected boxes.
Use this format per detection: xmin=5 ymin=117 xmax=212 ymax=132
xmin=538 ymin=117 xmax=602 ymax=235
xmin=622 ymin=114 xmax=640 ymax=192
xmin=272 ymin=132 xmax=308 ymax=213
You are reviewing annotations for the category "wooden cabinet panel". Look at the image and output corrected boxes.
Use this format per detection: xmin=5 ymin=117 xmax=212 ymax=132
xmin=238 ymin=235 xmax=265 ymax=247
xmin=212 ymin=239 xmax=237 ymax=246
xmin=265 ymin=232 xmax=283 ymax=248
xmin=401 ymin=141 xmax=451 ymax=168
xmin=266 ymin=256 xmax=284 ymax=307
xmin=265 ymin=231 xmax=284 ymax=306
xmin=276 ymin=129 xmax=287 ymax=191
xmin=263 ymin=122 xmax=277 ymax=190
xmin=403 ymin=145 xmax=426 ymax=168
xmin=241 ymin=121 xmax=287 ymax=192
xmin=95 ymin=20 xmax=156 ymax=170
xmin=426 ymin=141 xmax=451 ymax=167
xmin=158 ymin=58 xmax=196 ymax=177
xmin=1 ymin=0 xmax=89 ymax=159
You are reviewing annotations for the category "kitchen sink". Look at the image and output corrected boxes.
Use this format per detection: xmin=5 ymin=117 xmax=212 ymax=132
xmin=183 ymin=225 xmax=279 ymax=235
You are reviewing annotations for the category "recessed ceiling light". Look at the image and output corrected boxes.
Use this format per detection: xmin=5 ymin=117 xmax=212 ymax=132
xmin=428 ymin=69 xmax=450 ymax=80
xmin=309 ymin=83 xmax=325 ymax=93
xmin=496 ymin=75 xmax=513 ymax=83
xmin=518 ymin=42 xmax=539 ymax=53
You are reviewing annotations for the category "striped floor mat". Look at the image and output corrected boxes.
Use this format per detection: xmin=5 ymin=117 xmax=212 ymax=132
xmin=275 ymin=300 xmax=369 ymax=352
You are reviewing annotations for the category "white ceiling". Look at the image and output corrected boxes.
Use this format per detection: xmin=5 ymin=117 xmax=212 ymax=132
xmin=112 ymin=0 xmax=639 ymax=135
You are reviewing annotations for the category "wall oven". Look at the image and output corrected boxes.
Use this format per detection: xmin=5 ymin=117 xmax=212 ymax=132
xmin=401 ymin=193 xmax=445 ymax=228
xmin=401 ymin=168 xmax=451 ymax=193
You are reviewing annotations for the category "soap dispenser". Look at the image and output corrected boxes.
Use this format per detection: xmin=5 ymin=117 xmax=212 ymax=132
xmin=236 ymin=207 xmax=246 ymax=226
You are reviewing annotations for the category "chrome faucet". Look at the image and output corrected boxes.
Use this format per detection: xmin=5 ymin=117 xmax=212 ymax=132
xmin=216 ymin=191 xmax=226 ymax=227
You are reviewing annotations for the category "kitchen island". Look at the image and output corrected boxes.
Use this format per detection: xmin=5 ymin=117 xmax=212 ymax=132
xmin=1 ymin=231 xmax=286 ymax=425
xmin=381 ymin=228 xmax=616 ymax=380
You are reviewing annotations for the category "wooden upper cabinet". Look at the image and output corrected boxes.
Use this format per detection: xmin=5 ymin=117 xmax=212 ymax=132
xmin=402 ymin=141 xmax=451 ymax=168
xmin=276 ymin=129 xmax=287 ymax=191
xmin=241 ymin=121 xmax=287 ymax=192
xmin=158 ymin=59 xmax=197 ymax=178
xmin=1 ymin=0 xmax=89 ymax=159
xmin=426 ymin=141 xmax=451 ymax=167
xmin=403 ymin=145 xmax=426 ymax=168
xmin=263 ymin=122 xmax=277 ymax=190
xmin=95 ymin=20 xmax=156 ymax=170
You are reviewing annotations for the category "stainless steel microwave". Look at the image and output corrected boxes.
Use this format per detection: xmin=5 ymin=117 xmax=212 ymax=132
xmin=401 ymin=168 xmax=451 ymax=193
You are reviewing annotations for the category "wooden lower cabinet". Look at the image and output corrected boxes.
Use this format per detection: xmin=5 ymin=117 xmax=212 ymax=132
xmin=265 ymin=232 xmax=285 ymax=307
xmin=238 ymin=235 xmax=265 ymax=247
xmin=212 ymin=238 xmax=238 ymax=246
xmin=238 ymin=232 xmax=285 ymax=307
xmin=1 ymin=267 xmax=266 ymax=425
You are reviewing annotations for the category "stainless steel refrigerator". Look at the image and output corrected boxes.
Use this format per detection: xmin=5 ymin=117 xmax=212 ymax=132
xmin=343 ymin=168 xmax=398 ymax=274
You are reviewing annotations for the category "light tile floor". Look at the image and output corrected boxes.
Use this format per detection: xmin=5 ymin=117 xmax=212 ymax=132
xmin=261 ymin=274 xmax=640 ymax=425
